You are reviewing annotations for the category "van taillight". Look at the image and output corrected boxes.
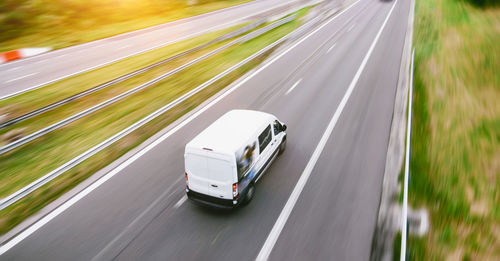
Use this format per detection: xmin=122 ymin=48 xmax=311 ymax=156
xmin=185 ymin=172 xmax=189 ymax=188
xmin=232 ymin=183 xmax=238 ymax=199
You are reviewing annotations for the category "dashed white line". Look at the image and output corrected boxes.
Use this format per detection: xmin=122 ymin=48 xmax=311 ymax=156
xmin=347 ymin=24 xmax=355 ymax=32
xmin=4 ymin=73 xmax=38 ymax=84
xmin=174 ymin=195 xmax=188 ymax=209
xmin=327 ymin=43 xmax=337 ymax=53
xmin=117 ymin=45 xmax=131 ymax=50
xmin=285 ymin=79 xmax=302 ymax=95
xmin=256 ymin=0 xmax=399 ymax=259
xmin=6 ymin=66 xmax=21 ymax=72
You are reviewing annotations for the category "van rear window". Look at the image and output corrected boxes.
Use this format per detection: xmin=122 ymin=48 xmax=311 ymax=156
xmin=258 ymin=125 xmax=272 ymax=153
xmin=186 ymin=154 xmax=207 ymax=177
xmin=207 ymin=158 xmax=233 ymax=183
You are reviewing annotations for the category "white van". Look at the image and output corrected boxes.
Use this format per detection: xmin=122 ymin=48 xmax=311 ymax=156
xmin=185 ymin=110 xmax=287 ymax=208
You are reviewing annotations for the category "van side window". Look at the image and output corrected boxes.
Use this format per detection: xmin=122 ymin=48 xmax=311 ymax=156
xmin=258 ymin=125 xmax=272 ymax=153
xmin=273 ymin=120 xmax=282 ymax=135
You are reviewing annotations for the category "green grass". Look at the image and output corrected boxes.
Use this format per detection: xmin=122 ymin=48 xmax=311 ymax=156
xmin=0 ymin=0 xmax=252 ymax=52
xmin=408 ymin=0 xmax=500 ymax=259
xmin=0 ymin=7 xmax=310 ymax=235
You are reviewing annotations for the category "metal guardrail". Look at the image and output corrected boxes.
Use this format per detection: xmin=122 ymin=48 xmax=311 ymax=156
xmin=0 ymin=15 xmax=296 ymax=156
xmin=400 ymin=49 xmax=415 ymax=261
xmin=0 ymin=20 xmax=266 ymax=130
xmin=0 ymin=13 xmax=301 ymax=210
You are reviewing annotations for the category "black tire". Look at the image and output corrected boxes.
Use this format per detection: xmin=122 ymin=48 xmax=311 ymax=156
xmin=242 ymin=184 xmax=255 ymax=206
xmin=278 ymin=138 xmax=287 ymax=155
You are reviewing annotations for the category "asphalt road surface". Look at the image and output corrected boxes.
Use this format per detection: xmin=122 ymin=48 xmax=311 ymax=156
xmin=0 ymin=0 xmax=303 ymax=99
xmin=0 ymin=0 xmax=411 ymax=259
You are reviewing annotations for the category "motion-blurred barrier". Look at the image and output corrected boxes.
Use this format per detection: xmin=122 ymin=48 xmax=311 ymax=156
xmin=0 ymin=48 xmax=51 ymax=64
xmin=0 ymin=13 xmax=301 ymax=211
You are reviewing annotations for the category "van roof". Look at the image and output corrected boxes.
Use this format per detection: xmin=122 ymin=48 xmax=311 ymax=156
xmin=186 ymin=110 xmax=275 ymax=154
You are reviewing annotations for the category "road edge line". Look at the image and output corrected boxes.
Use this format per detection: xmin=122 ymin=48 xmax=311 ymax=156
xmin=369 ymin=0 xmax=415 ymax=259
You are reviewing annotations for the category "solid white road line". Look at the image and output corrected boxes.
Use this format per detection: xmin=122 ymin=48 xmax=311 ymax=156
xmin=4 ymin=73 xmax=37 ymax=84
xmin=285 ymin=79 xmax=302 ymax=95
xmin=174 ymin=195 xmax=188 ymax=209
xmin=0 ymin=0 xmax=363 ymax=255
xmin=256 ymin=0 xmax=399 ymax=259
xmin=327 ymin=43 xmax=337 ymax=53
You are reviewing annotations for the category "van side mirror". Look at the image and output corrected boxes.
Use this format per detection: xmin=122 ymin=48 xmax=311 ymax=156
xmin=282 ymin=124 xmax=287 ymax=131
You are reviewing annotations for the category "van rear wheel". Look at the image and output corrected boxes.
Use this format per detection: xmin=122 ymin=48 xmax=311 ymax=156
xmin=243 ymin=185 xmax=255 ymax=205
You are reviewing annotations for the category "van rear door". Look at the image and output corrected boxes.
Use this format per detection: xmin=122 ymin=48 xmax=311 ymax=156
xmin=206 ymin=156 xmax=234 ymax=199
xmin=185 ymin=152 xmax=210 ymax=195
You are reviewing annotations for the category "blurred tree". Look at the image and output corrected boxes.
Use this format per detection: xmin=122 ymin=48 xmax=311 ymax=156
xmin=464 ymin=0 xmax=499 ymax=7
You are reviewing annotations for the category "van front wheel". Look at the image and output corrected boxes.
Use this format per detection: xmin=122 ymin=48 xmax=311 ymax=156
xmin=243 ymin=185 xmax=255 ymax=206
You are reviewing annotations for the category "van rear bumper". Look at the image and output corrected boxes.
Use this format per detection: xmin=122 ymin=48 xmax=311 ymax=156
xmin=187 ymin=189 xmax=238 ymax=209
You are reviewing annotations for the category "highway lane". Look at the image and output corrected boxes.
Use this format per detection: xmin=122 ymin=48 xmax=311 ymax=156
xmin=267 ymin=0 xmax=410 ymax=259
xmin=0 ymin=0 xmax=410 ymax=259
xmin=0 ymin=0 xmax=303 ymax=99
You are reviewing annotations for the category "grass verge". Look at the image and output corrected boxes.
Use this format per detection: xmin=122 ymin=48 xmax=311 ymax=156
xmin=0 ymin=7 xmax=310 ymax=235
xmin=408 ymin=0 xmax=500 ymax=259
xmin=0 ymin=0 xmax=252 ymax=52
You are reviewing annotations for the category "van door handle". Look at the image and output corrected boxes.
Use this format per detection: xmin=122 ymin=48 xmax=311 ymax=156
xmin=211 ymin=184 xmax=218 ymax=187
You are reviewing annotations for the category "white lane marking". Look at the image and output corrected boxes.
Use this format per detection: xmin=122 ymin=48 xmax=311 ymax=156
xmin=0 ymin=0 xmax=363 ymax=255
xmin=117 ymin=45 xmax=131 ymax=50
xmin=6 ymin=67 xmax=21 ymax=72
xmin=4 ymin=73 xmax=38 ymax=84
xmin=327 ymin=43 xmax=337 ymax=53
xmin=347 ymin=23 xmax=355 ymax=32
xmin=256 ymin=0 xmax=400 ymax=259
xmin=174 ymin=195 xmax=188 ymax=209
xmin=285 ymin=79 xmax=302 ymax=95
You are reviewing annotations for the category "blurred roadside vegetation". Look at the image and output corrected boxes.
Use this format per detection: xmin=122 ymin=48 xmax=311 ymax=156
xmin=408 ymin=0 xmax=499 ymax=259
xmin=0 ymin=0 xmax=251 ymax=52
